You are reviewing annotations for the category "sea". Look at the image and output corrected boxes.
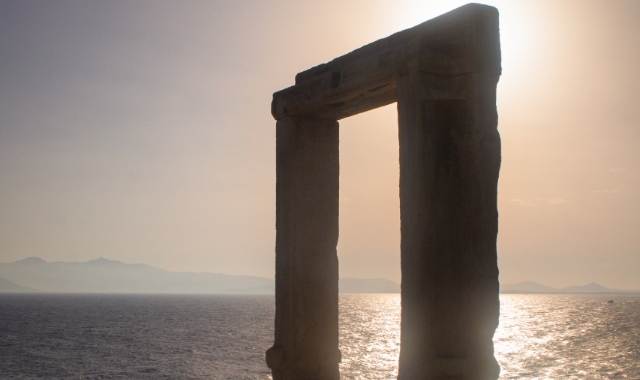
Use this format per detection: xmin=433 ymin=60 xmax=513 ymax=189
xmin=1 ymin=294 xmax=639 ymax=379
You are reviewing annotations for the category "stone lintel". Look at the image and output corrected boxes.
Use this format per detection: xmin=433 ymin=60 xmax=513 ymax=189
xmin=271 ymin=3 xmax=500 ymax=121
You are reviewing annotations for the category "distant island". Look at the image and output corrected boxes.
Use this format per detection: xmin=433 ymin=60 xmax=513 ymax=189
xmin=0 ymin=257 xmax=400 ymax=294
xmin=1 ymin=257 xmax=637 ymax=295
xmin=500 ymin=280 xmax=638 ymax=294
xmin=0 ymin=276 xmax=36 ymax=292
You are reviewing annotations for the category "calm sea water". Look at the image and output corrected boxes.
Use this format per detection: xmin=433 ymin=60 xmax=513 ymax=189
xmin=0 ymin=294 xmax=638 ymax=379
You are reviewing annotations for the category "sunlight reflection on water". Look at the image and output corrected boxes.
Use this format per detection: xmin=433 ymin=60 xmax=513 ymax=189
xmin=338 ymin=294 xmax=640 ymax=379
xmin=339 ymin=294 xmax=401 ymax=380
xmin=494 ymin=294 xmax=640 ymax=379
xmin=1 ymin=294 xmax=638 ymax=379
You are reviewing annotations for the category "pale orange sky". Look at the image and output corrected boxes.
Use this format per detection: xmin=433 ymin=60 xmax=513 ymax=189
xmin=1 ymin=1 xmax=638 ymax=289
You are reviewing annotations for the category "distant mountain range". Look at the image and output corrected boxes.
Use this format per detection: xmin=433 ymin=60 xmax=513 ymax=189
xmin=1 ymin=257 xmax=636 ymax=295
xmin=0 ymin=276 xmax=35 ymax=292
xmin=0 ymin=257 xmax=400 ymax=294
xmin=500 ymin=281 xmax=638 ymax=294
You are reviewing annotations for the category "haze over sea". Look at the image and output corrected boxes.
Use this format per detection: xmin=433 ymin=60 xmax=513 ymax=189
xmin=1 ymin=294 xmax=638 ymax=379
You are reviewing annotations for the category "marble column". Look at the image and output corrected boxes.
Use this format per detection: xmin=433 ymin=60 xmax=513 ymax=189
xmin=266 ymin=116 xmax=341 ymax=380
xmin=397 ymin=71 xmax=501 ymax=380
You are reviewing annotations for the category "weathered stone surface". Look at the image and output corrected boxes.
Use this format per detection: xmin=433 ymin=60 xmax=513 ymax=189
xmin=271 ymin=3 xmax=500 ymax=122
xmin=267 ymin=117 xmax=340 ymax=380
xmin=268 ymin=3 xmax=501 ymax=380
xmin=397 ymin=71 xmax=501 ymax=380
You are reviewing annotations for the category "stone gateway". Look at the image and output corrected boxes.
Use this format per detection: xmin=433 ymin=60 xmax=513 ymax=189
xmin=266 ymin=3 xmax=502 ymax=379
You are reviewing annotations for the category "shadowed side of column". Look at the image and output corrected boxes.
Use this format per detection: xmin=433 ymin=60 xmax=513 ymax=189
xmin=397 ymin=71 xmax=500 ymax=380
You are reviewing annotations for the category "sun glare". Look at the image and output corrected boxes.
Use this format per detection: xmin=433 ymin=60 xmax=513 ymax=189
xmin=392 ymin=1 xmax=541 ymax=86
xmin=492 ymin=2 xmax=542 ymax=85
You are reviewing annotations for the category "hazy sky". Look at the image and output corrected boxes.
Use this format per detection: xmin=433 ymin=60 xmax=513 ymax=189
xmin=1 ymin=0 xmax=638 ymax=289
